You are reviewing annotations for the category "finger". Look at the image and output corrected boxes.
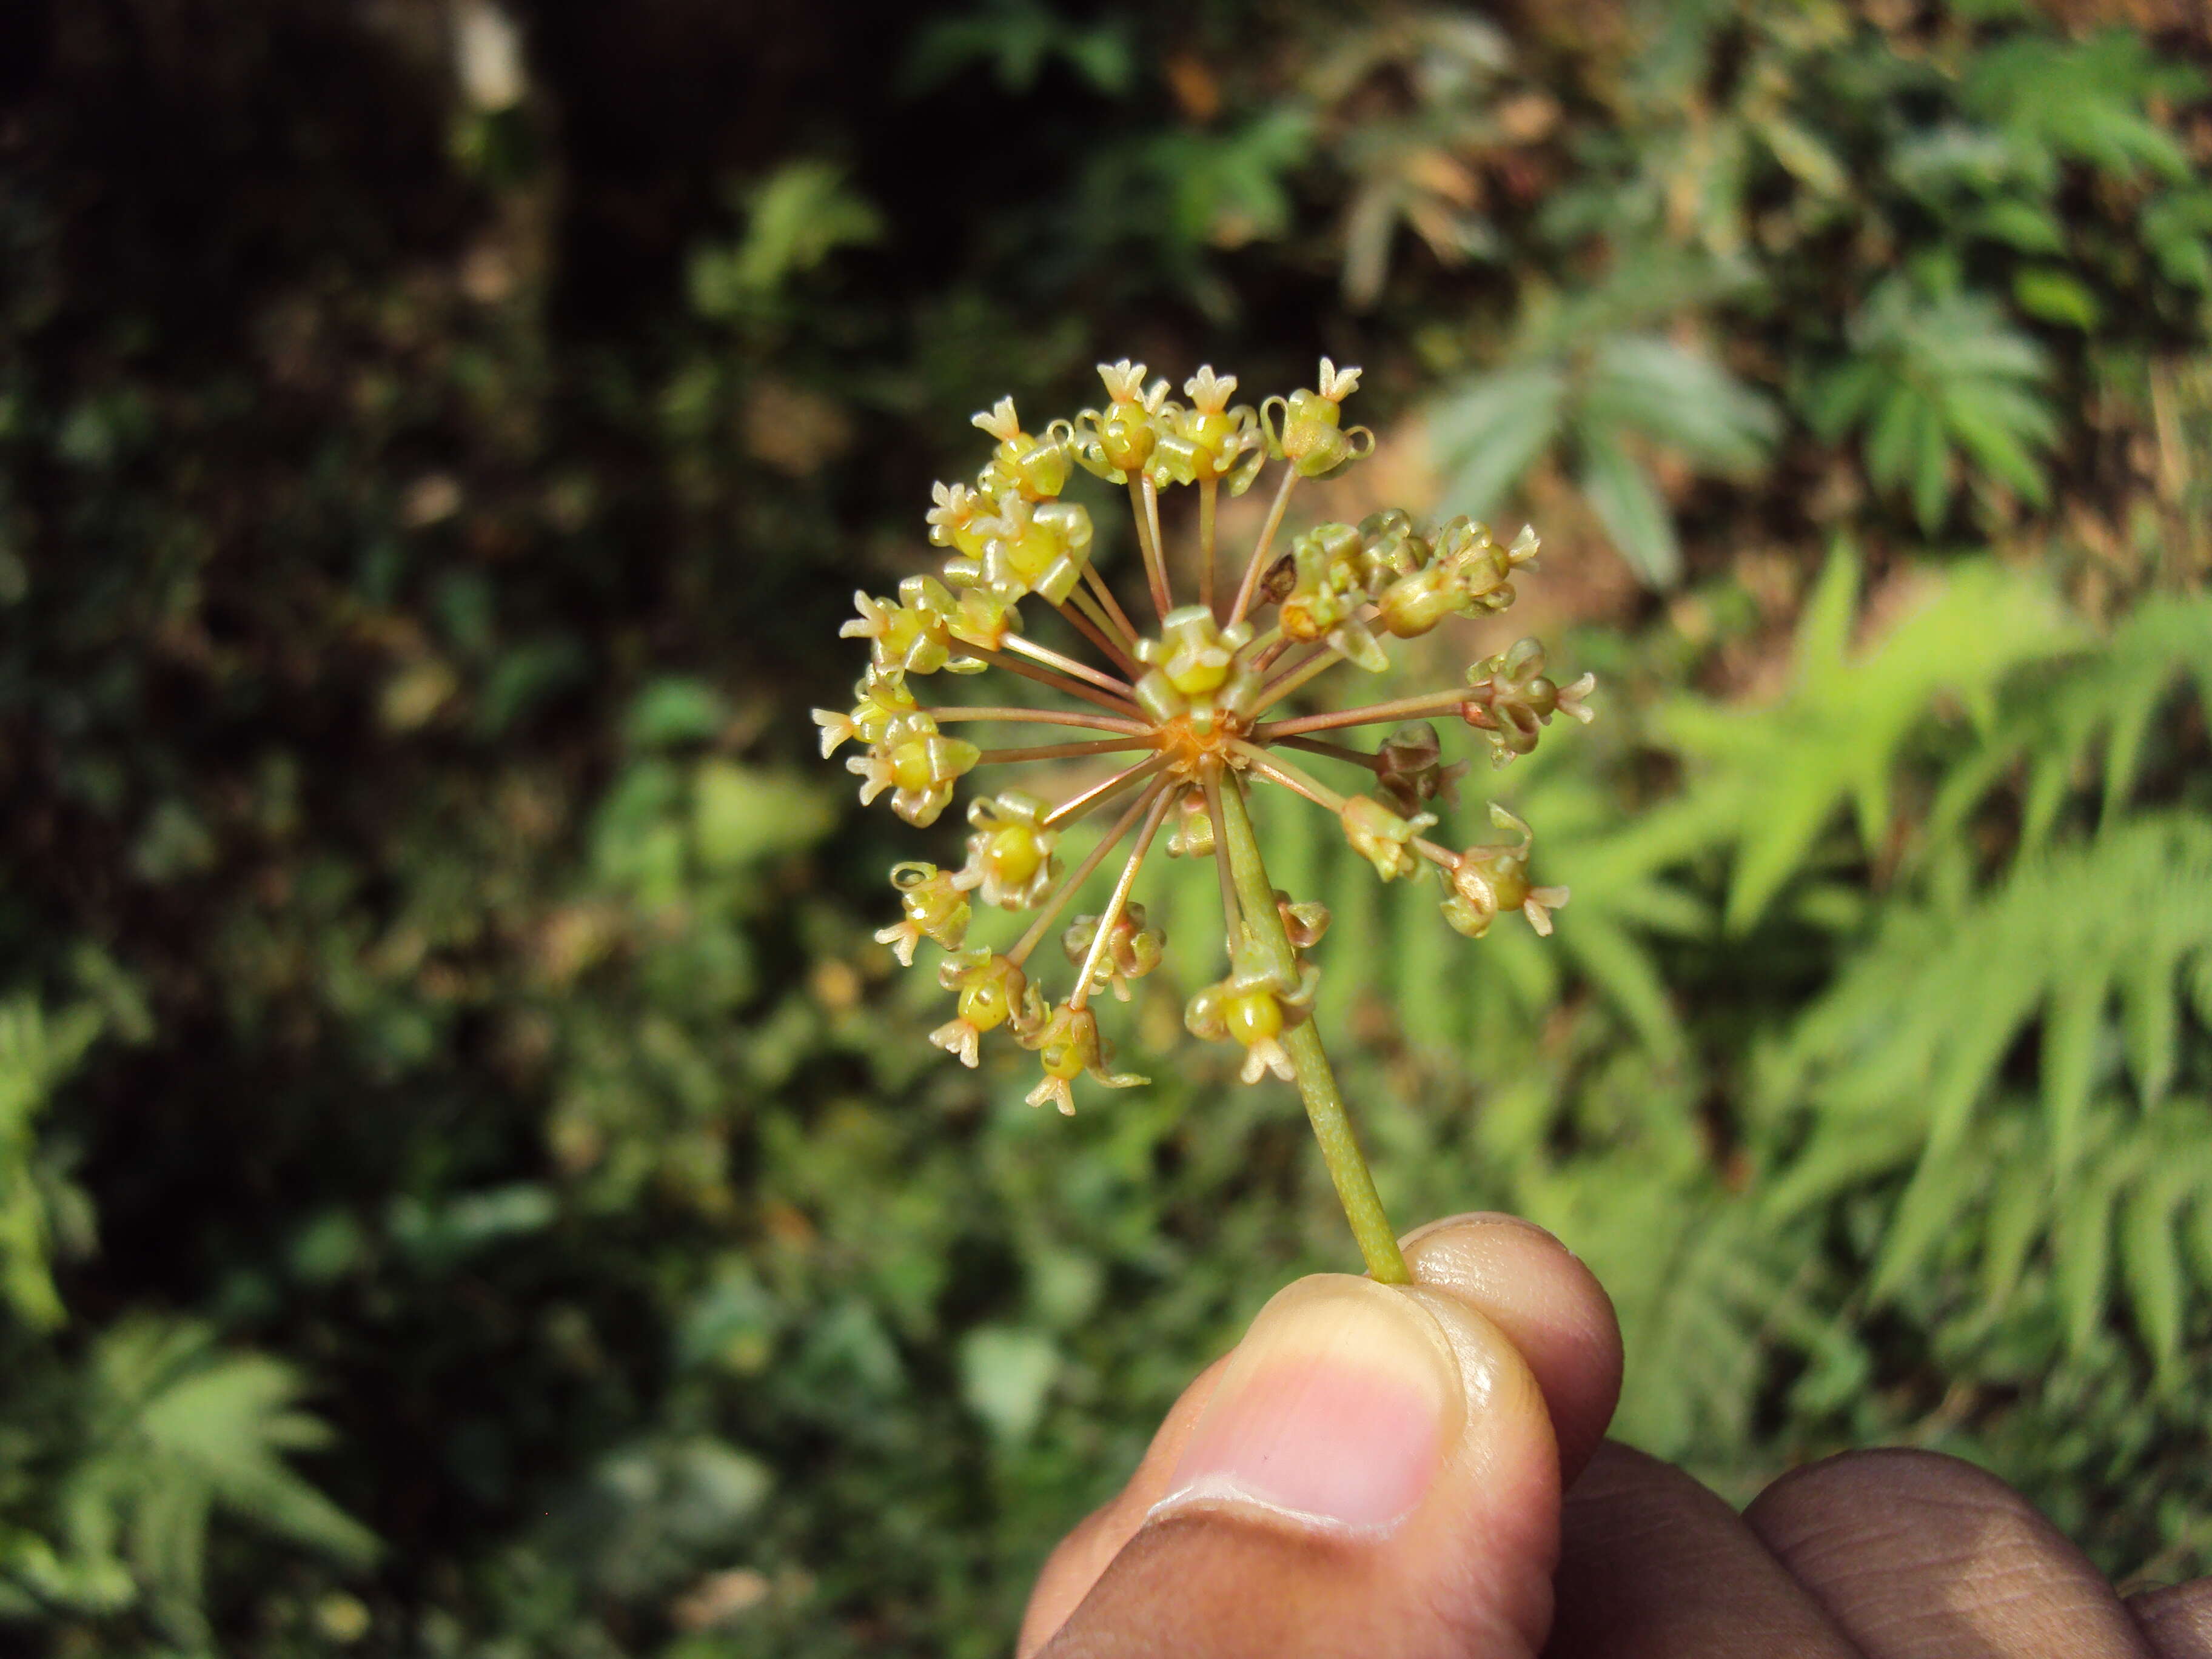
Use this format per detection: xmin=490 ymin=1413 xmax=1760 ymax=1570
xmin=2131 ymin=1581 xmax=2212 ymax=1658
xmin=1744 ymin=1449 xmax=2154 ymax=1658
xmin=1041 ymin=1273 xmax=1562 ymax=1658
xmin=1398 ymin=1212 xmax=1623 ymax=1485
xmin=1017 ymin=1357 xmax=1227 ymax=1657
xmin=1546 ymin=1441 xmax=1860 ymax=1659
xmin=1022 ymin=1212 xmax=1624 ymax=1655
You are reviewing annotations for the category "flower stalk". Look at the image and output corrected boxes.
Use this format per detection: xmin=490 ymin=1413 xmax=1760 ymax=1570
xmin=1214 ymin=769 xmax=1409 ymax=1283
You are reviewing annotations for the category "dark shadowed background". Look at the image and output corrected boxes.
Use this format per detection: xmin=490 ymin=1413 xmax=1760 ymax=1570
xmin=2 ymin=0 xmax=2210 ymax=1653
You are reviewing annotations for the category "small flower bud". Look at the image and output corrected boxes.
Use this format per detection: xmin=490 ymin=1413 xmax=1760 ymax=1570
xmin=1463 ymin=638 xmax=1592 ymax=765
xmin=1375 ymin=519 xmax=1515 ymax=638
xmin=811 ymin=668 xmax=917 ymax=757
xmin=1276 ymin=523 xmax=1365 ymax=643
xmin=1374 ymin=561 xmax=1463 ymax=638
xmin=1185 ymin=962 xmax=1319 ymax=1084
xmin=954 ymin=791 xmax=1062 ymax=910
xmin=876 ymin=862 xmax=971 ymax=965
xmin=953 ymin=495 xmax=1095 ymax=606
xmin=1375 ymin=722 xmax=1469 ymax=815
xmin=943 ymin=585 xmax=1019 ymax=657
xmin=1154 ymin=366 xmax=1266 ymax=494
xmin=847 ymin=710 xmax=979 ymax=826
xmin=1275 ymin=891 xmax=1332 ymax=951
xmin=1021 ymin=1001 xmax=1145 ymax=1114
xmin=927 ymin=480 xmax=992 ymax=560
xmin=1261 ymin=358 xmax=1375 ymax=480
xmin=972 ymin=397 xmax=1071 ymax=500
xmin=929 ymin=948 xmax=1039 ymax=1068
xmin=1439 ymin=805 xmax=1569 ymax=937
xmin=1072 ymin=361 xmax=1170 ymax=483
xmin=1135 ymin=605 xmax=1253 ymax=700
xmin=1356 ymin=509 xmax=1430 ymax=589
xmin=1339 ymin=794 xmax=1436 ymax=882
xmin=1165 ymin=793 xmax=1216 ymax=859
xmin=1062 ymin=901 xmax=1165 ymax=1001
xmin=839 ymin=574 xmax=980 ymax=677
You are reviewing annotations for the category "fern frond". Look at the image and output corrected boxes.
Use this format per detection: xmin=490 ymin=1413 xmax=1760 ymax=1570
xmin=1961 ymin=31 xmax=2202 ymax=187
xmin=1802 ymin=279 xmax=2057 ymax=531
xmin=1892 ymin=1101 xmax=2212 ymax=1392
xmin=0 ymin=996 xmax=103 ymax=1330
xmin=1660 ymin=547 xmax=2078 ymax=931
xmin=1766 ymin=816 xmax=2212 ymax=1301
xmin=64 ymin=1318 xmax=377 ymax=1639
xmin=1432 ymin=297 xmax=1778 ymax=588
xmin=1931 ymin=591 xmax=2212 ymax=848
xmin=1524 ymin=1158 xmax=1848 ymax=1461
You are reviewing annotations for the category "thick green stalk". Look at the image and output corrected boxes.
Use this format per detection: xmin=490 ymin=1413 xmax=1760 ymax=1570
xmin=1213 ymin=767 xmax=1410 ymax=1284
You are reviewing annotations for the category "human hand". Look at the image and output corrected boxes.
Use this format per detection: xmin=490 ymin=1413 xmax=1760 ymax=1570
xmin=1019 ymin=1212 xmax=2212 ymax=1658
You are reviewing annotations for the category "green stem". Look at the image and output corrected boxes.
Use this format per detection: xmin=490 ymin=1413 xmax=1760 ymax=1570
xmin=1213 ymin=768 xmax=1410 ymax=1284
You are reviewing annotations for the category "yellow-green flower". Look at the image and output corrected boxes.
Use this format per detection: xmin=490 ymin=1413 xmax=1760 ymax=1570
xmin=822 ymin=356 xmax=1591 ymax=1139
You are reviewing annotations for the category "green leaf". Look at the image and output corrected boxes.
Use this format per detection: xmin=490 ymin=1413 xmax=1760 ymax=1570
xmin=1660 ymin=548 xmax=2076 ymax=932
xmin=624 ymin=677 xmax=732 ymax=749
xmin=1963 ymin=32 xmax=2201 ymax=185
xmin=2057 ymin=1160 xmax=2117 ymax=1355
xmin=1804 ymin=279 xmax=2054 ymax=531
xmin=1430 ymin=294 xmax=1775 ymax=589
xmin=1775 ymin=819 xmax=2212 ymax=1298
xmin=2119 ymin=1176 xmax=2187 ymax=1381
xmin=2143 ymin=187 xmax=2212 ymax=289
xmin=958 ymin=1324 xmax=1060 ymax=1445
xmin=1577 ymin=423 xmax=1680 ymax=588
xmin=2040 ymin=976 xmax=2105 ymax=1174
xmin=1429 ymin=363 xmax=1569 ymax=516
xmin=2012 ymin=268 xmax=2100 ymax=331
xmin=62 ymin=1319 xmax=377 ymax=1638
xmin=692 ymin=763 xmax=836 ymax=872
xmin=0 ymin=995 xmax=103 ymax=1329
xmin=2120 ymin=947 xmax=2180 ymax=1108
xmin=1584 ymin=335 xmax=1779 ymax=474
xmin=687 ymin=161 xmax=882 ymax=315
xmin=1932 ymin=593 xmax=2212 ymax=844
xmin=901 ymin=0 xmax=1131 ymax=96
xmin=1967 ymin=198 xmax=2068 ymax=254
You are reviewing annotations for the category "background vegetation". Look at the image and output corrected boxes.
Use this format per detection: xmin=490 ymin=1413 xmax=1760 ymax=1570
xmin=2 ymin=0 xmax=2209 ymax=1652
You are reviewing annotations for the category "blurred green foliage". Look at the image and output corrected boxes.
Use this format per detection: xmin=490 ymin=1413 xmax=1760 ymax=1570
xmin=0 ymin=0 xmax=2208 ymax=1652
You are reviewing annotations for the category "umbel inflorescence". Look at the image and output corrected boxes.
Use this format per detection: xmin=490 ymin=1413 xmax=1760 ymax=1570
xmin=816 ymin=359 xmax=1592 ymax=1281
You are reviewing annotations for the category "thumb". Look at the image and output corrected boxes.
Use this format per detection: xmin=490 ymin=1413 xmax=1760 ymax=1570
xmin=1039 ymin=1271 xmax=1565 ymax=1659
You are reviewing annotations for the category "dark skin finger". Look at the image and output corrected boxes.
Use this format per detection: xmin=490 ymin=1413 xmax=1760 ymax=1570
xmin=1743 ymin=1449 xmax=2156 ymax=1659
xmin=1025 ymin=1211 xmax=2212 ymax=1658
xmin=1022 ymin=1213 xmax=1624 ymax=1658
xmin=1544 ymin=1441 xmax=1860 ymax=1659
xmin=2131 ymin=1582 xmax=2212 ymax=1659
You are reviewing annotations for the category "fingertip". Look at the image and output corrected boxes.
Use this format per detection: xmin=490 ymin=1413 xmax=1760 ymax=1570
xmin=1399 ymin=1213 xmax=1622 ymax=1483
xmin=1045 ymin=1273 xmax=1564 ymax=1658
